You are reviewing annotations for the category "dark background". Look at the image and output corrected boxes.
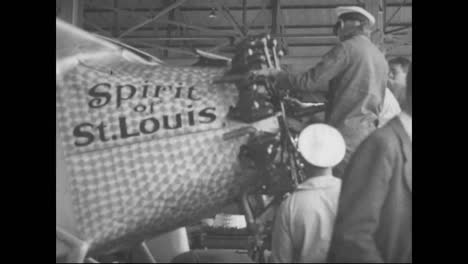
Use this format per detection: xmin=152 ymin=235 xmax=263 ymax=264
xmin=0 ymin=0 xmax=462 ymax=262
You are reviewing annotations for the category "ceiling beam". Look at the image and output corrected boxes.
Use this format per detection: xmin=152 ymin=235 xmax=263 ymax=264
xmin=72 ymin=0 xmax=83 ymax=27
xmin=125 ymin=39 xmax=196 ymax=56
xmin=151 ymin=1 xmax=159 ymax=55
xmin=245 ymin=0 xmax=269 ymax=32
xmin=385 ymin=24 xmax=411 ymax=34
xmin=365 ymin=0 xmax=385 ymax=47
xmin=112 ymin=0 xmax=119 ymax=37
xmin=84 ymin=23 xmax=412 ymax=33
xmin=208 ymin=39 xmax=234 ymax=52
xmin=85 ymin=3 xmax=373 ymax=13
xmin=58 ymin=0 xmax=83 ymax=27
xmin=155 ymin=20 xmax=237 ymax=35
xmin=214 ymin=2 xmax=246 ymax=37
xmin=121 ymin=33 xmax=338 ymax=42
xmin=132 ymin=43 xmax=340 ymax=53
xmin=85 ymin=4 xmax=238 ymax=36
xmin=242 ymin=0 xmax=248 ymax=35
xmin=382 ymin=0 xmax=387 ymax=32
xmin=386 ymin=0 xmax=407 ymax=24
xmin=164 ymin=0 xmax=176 ymax=57
xmin=84 ymin=20 xmax=110 ymax=36
xmin=280 ymin=1 xmax=289 ymax=50
xmin=271 ymin=0 xmax=280 ymax=35
xmin=118 ymin=0 xmax=188 ymax=38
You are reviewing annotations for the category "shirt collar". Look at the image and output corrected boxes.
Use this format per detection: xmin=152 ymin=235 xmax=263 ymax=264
xmin=399 ymin=111 xmax=412 ymax=141
xmin=295 ymin=175 xmax=339 ymax=191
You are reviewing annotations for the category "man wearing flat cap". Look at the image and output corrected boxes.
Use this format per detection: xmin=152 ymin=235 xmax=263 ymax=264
xmin=257 ymin=6 xmax=388 ymax=178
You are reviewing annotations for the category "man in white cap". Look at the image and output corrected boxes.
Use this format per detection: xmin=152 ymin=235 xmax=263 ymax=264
xmin=255 ymin=6 xmax=388 ymax=178
xmin=270 ymin=124 xmax=346 ymax=263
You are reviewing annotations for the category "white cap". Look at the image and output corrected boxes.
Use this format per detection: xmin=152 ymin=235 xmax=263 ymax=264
xmin=335 ymin=6 xmax=376 ymax=26
xmin=297 ymin=124 xmax=346 ymax=168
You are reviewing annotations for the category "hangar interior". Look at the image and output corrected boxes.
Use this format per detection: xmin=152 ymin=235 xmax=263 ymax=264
xmin=56 ymin=0 xmax=412 ymax=263
xmin=57 ymin=0 xmax=411 ymax=71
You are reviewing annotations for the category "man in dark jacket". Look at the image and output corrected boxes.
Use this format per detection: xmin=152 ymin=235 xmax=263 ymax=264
xmin=327 ymin=64 xmax=412 ymax=263
xmin=262 ymin=6 xmax=388 ymax=178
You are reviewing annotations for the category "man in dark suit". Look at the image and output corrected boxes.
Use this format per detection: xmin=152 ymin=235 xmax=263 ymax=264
xmin=327 ymin=64 xmax=412 ymax=263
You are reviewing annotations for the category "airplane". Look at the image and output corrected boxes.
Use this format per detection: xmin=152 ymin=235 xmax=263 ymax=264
xmin=56 ymin=18 xmax=324 ymax=263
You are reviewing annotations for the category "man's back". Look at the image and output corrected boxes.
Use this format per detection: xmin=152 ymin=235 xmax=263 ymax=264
xmin=329 ymin=35 xmax=388 ymax=151
xmin=270 ymin=176 xmax=341 ymax=263
xmin=270 ymin=33 xmax=388 ymax=178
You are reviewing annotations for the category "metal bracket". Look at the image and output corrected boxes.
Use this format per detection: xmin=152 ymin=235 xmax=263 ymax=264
xmin=132 ymin=241 xmax=158 ymax=263
xmin=56 ymin=226 xmax=90 ymax=263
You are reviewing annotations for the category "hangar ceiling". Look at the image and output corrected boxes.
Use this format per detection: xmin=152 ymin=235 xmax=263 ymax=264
xmin=57 ymin=0 xmax=411 ymax=68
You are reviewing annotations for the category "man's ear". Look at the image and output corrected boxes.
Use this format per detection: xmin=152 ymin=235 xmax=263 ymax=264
xmin=334 ymin=20 xmax=344 ymax=36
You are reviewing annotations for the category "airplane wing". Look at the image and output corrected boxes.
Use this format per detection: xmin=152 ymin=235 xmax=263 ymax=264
xmin=192 ymin=49 xmax=231 ymax=67
xmin=56 ymin=18 xmax=162 ymax=76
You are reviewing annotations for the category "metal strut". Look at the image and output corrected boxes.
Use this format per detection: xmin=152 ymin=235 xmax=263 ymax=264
xmin=56 ymin=226 xmax=90 ymax=263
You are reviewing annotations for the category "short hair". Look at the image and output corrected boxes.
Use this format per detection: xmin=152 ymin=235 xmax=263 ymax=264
xmin=388 ymin=57 xmax=411 ymax=73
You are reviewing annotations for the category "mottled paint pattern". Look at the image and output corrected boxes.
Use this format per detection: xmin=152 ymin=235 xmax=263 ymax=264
xmin=57 ymin=55 xmax=258 ymax=253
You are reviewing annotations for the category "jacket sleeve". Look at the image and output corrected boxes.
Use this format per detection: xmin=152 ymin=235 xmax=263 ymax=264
xmin=270 ymin=201 xmax=294 ymax=263
xmin=327 ymin=133 xmax=394 ymax=263
xmin=275 ymin=42 xmax=348 ymax=95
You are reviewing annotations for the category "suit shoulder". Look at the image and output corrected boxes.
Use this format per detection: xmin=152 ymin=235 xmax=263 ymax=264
xmin=361 ymin=122 xmax=398 ymax=151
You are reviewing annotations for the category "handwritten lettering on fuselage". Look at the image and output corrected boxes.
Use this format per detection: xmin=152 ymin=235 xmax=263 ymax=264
xmin=72 ymin=81 xmax=217 ymax=148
